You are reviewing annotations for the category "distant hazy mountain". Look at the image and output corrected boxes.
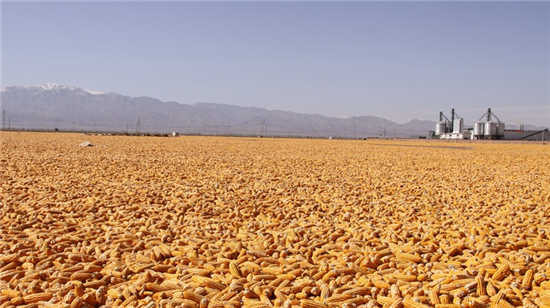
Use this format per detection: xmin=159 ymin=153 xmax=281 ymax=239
xmin=1 ymin=84 xmax=436 ymax=137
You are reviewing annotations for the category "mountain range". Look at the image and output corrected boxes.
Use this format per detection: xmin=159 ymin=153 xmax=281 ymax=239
xmin=1 ymin=84 xmax=535 ymax=138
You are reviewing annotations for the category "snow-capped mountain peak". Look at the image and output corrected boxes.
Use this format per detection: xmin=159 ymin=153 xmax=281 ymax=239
xmin=82 ymin=89 xmax=107 ymax=95
xmin=2 ymin=83 xmax=109 ymax=95
xmin=36 ymin=83 xmax=65 ymax=91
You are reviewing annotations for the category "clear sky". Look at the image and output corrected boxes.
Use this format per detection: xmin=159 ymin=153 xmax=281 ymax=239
xmin=2 ymin=1 xmax=549 ymax=126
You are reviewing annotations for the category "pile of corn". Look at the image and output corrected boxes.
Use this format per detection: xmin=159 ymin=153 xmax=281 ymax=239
xmin=1 ymin=132 xmax=549 ymax=308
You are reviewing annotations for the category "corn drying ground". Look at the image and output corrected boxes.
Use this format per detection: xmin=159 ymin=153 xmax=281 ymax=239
xmin=1 ymin=132 xmax=550 ymax=308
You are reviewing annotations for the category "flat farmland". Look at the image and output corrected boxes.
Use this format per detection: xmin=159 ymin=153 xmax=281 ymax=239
xmin=1 ymin=132 xmax=549 ymax=308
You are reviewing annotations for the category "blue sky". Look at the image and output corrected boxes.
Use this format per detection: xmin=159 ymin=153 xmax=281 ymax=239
xmin=2 ymin=1 xmax=549 ymax=126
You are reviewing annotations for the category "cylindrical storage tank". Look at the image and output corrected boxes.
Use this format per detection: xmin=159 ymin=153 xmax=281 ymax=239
xmin=453 ymin=118 xmax=463 ymax=134
xmin=484 ymin=122 xmax=497 ymax=136
xmin=496 ymin=122 xmax=505 ymax=136
xmin=474 ymin=122 xmax=484 ymax=136
xmin=435 ymin=121 xmax=446 ymax=135
xmin=445 ymin=123 xmax=452 ymax=133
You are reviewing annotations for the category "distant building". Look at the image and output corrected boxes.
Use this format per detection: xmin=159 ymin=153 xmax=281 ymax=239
xmin=432 ymin=108 xmax=548 ymax=141
xmin=504 ymin=129 xmax=549 ymax=141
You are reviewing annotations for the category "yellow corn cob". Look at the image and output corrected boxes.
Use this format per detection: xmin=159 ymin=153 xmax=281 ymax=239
xmin=253 ymin=274 xmax=276 ymax=282
xmin=230 ymin=261 xmax=242 ymax=278
xmin=373 ymin=280 xmax=391 ymax=289
xmin=403 ymin=299 xmax=431 ymax=308
xmin=492 ymin=264 xmax=510 ymax=281
xmin=209 ymin=301 xmax=226 ymax=308
xmin=417 ymin=274 xmax=429 ymax=282
xmin=429 ymin=287 xmax=440 ymax=305
xmin=430 ymin=253 xmax=442 ymax=263
xmin=498 ymin=299 xmax=515 ymax=308
xmin=377 ymin=295 xmax=397 ymax=306
xmin=393 ymin=274 xmax=417 ymax=282
xmin=180 ymin=299 xmax=200 ymax=308
xmin=326 ymin=294 xmax=353 ymax=303
xmin=107 ymin=288 xmax=122 ymax=300
xmin=300 ymin=299 xmax=328 ymax=308
xmin=206 ymin=279 xmax=226 ymax=291
xmin=69 ymin=297 xmax=83 ymax=308
xmin=259 ymin=294 xmax=272 ymax=306
xmin=145 ymin=282 xmax=172 ymax=293
xmin=522 ymin=269 xmax=534 ymax=290
xmin=389 ymin=298 xmax=404 ymax=308
xmin=534 ymin=273 xmax=547 ymax=285
xmin=462 ymin=298 xmax=482 ymax=308
xmin=398 ymin=253 xmax=422 ymax=264
xmin=64 ymin=291 xmax=77 ymax=305
xmin=475 ymin=275 xmax=486 ymax=296
xmin=0 ymin=261 xmax=19 ymax=272
xmin=184 ymin=290 xmax=206 ymax=303
xmin=70 ymin=271 xmax=93 ymax=282
xmin=439 ymin=295 xmax=452 ymax=305
xmin=375 ymin=249 xmax=392 ymax=259
xmin=486 ymin=281 xmax=497 ymax=297
xmin=193 ymin=275 xmax=209 ymax=285
xmin=23 ymin=292 xmax=53 ymax=304
xmin=344 ymin=297 xmax=368 ymax=306
xmin=342 ymin=287 xmax=370 ymax=296
xmin=1 ymin=289 xmax=22 ymax=298
xmin=83 ymin=279 xmax=107 ymax=289
xmin=491 ymin=290 xmax=508 ymax=304
xmin=390 ymin=284 xmax=402 ymax=299
xmin=243 ymin=298 xmax=265 ymax=308
xmin=82 ymin=292 xmax=97 ymax=306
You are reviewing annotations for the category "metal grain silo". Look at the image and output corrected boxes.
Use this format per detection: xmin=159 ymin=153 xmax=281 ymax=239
xmin=484 ymin=121 xmax=498 ymax=137
xmin=435 ymin=121 xmax=446 ymax=136
xmin=474 ymin=121 xmax=484 ymax=137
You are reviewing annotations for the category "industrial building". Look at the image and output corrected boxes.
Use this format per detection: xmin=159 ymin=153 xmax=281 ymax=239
xmin=432 ymin=108 xmax=548 ymax=141
xmin=472 ymin=108 xmax=505 ymax=140
xmin=504 ymin=128 xmax=550 ymax=141
xmin=433 ymin=109 xmax=471 ymax=140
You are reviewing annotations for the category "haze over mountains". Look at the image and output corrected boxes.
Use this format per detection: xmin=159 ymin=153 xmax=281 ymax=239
xmin=0 ymin=84 xmax=538 ymax=138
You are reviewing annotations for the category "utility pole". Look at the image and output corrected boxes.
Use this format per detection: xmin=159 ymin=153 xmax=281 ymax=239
xmin=260 ymin=120 xmax=263 ymax=136
xmin=2 ymin=110 xmax=5 ymax=130
xmin=136 ymin=118 xmax=141 ymax=135
xmin=260 ymin=119 xmax=267 ymax=136
xmin=126 ymin=122 xmax=128 ymax=134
